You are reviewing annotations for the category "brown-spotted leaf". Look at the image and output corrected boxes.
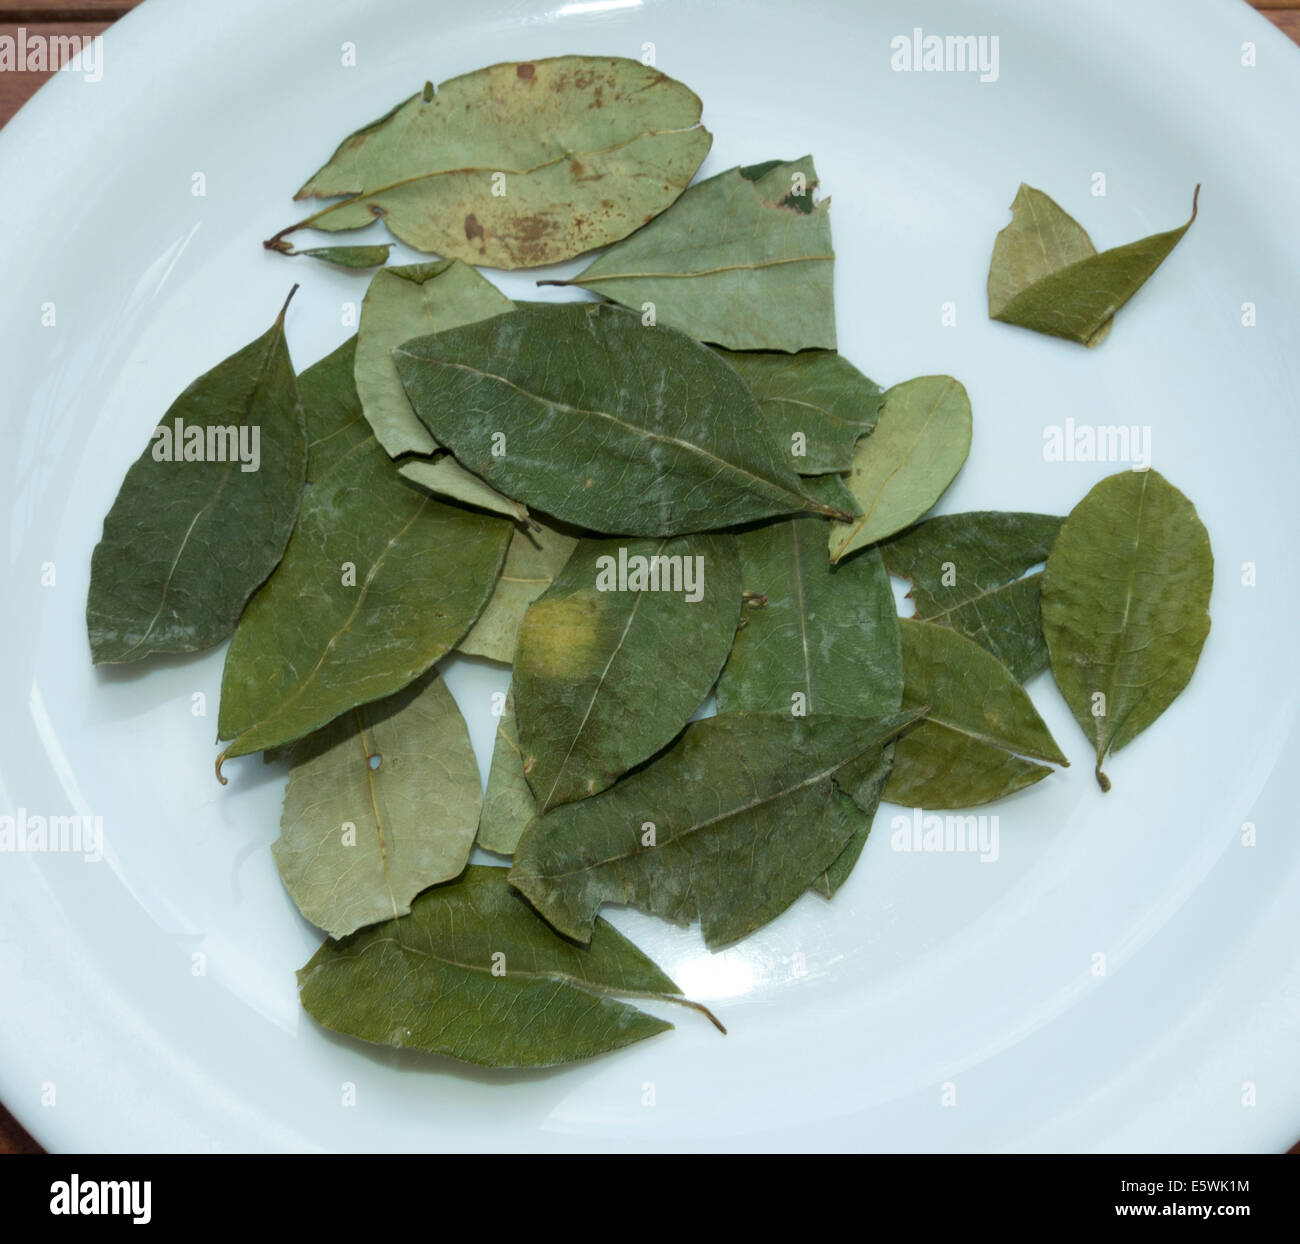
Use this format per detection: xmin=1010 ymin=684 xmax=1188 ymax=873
xmin=275 ymin=57 xmax=711 ymax=269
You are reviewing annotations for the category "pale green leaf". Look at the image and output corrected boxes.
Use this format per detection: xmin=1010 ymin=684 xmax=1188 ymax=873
xmin=458 ymin=520 xmax=578 ymax=663
xmin=396 ymin=454 xmax=528 ymax=522
xmin=355 ymin=260 xmax=514 ymax=460
xmin=828 ymin=375 xmax=972 ymax=564
xmin=546 ymin=157 xmax=835 ymax=351
xmin=477 ymin=691 xmax=535 ymax=857
xmin=275 ymin=669 xmax=480 ymax=938
xmin=293 ymin=244 xmax=392 ymax=269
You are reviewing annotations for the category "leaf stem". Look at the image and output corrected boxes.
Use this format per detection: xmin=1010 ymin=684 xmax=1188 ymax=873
xmin=263 ymin=223 xmax=300 ymax=254
xmin=264 ymin=199 xmax=349 ymax=254
xmin=1094 ymin=763 xmax=1111 ymax=793
xmin=817 ymin=504 xmax=855 ymax=525
xmin=668 ymin=994 xmax=727 ymax=1034
xmin=611 ymin=988 xmax=725 ymax=1033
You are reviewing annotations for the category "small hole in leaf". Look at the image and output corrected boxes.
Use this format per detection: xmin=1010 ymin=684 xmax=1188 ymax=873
xmin=368 ymin=754 xmax=382 ymax=771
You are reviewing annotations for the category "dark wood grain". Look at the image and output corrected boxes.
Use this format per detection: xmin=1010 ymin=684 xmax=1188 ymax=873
xmin=0 ymin=2 xmax=135 ymax=15
xmin=0 ymin=21 xmax=111 ymax=122
xmin=1264 ymin=10 xmax=1300 ymax=37
xmin=0 ymin=1102 xmax=40 ymax=1154
xmin=0 ymin=0 xmax=1297 ymax=1158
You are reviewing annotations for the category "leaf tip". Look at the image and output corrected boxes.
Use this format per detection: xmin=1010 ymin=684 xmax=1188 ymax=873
xmin=215 ymin=748 xmax=231 ymax=786
xmin=276 ymin=283 xmax=301 ymax=326
xmin=1094 ymin=763 xmax=1111 ymax=793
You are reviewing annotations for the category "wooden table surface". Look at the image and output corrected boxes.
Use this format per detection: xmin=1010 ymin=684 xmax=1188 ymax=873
xmin=1 ymin=0 xmax=1298 ymax=1156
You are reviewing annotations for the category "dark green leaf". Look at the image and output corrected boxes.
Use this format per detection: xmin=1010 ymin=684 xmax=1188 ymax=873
xmin=277 ymin=56 xmax=711 ymax=270
xmin=275 ymin=669 xmax=480 ymax=938
xmin=509 ymin=710 xmax=924 ymax=950
xmin=298 ymin=866 xmax=716 ymax=1067
xmin=988 ymin=184 xmax=1199 ymax=347
xmin=300 ymin=337 xmax=369 ymax=481
xmin=87 ymin=291 xmax=305 ymax=663
xmin=879 ymin=511 xmax=1063 ymax=680
xmin=887 ymin=619 xmax=1067 ymax=808
xmin=815 ymin=756 xmax=892 ymax=898
xmin=216 ymin=436 xmax=509 ymax=773
xmin=1041 ymin=469 xmax=1212 ymax=790
xmin=543 ymin=157 xmax=835 ymax=351
xmin=713 ymin=348 xmax=881 ymax=475
xmin=718 ymin=522 xmax=900 ymax=720
xmin=394 ymin=302 xmax=851 ymax=536
xmin=717 ymin=513 xmax=901 ymax=894
xmin=828 ymin=376 xmax=972 ymax=564
xmin=293 ymin=244 xmax=392 ymax=269
xmin=515 ymin=534 xmax=741 ymax=811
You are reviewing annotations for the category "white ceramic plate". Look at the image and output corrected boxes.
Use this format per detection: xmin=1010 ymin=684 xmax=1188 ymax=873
xmin=2 ymin=0 xmax=1299 ymax=1153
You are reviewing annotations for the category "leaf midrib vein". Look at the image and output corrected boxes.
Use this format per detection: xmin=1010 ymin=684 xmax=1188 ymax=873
xmin=116 ymin=332 xmax=285 ymax=658
xmin=300 ymin=122 xmax=707 ymax=220
xmin=401 ymin=355 xmax=814 ymax=511
xmin=233 ymin=487 xmax=431 ymax=746
xmin=832 ymin=380 xmax=957 ymax=559
xmin=518 ymin=735 xmax=901 ymax=883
